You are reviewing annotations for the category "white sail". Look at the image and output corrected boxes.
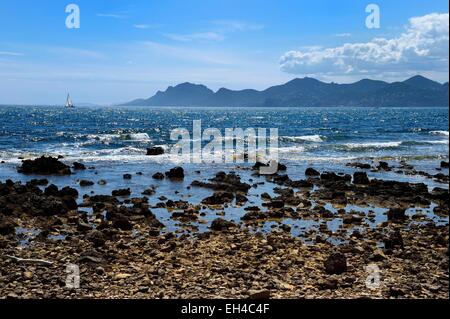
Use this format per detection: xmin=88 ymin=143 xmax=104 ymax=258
xmin=65 ymin=94 xmax=74 ymax=108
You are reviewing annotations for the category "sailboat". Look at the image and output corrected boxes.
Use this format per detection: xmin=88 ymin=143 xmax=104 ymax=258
xmin=65 ymin=93 xmax=74 ymax=108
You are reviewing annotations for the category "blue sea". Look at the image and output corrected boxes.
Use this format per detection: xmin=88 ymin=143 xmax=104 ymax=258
xmin=0 ymin=105 xmax=448 ymax=238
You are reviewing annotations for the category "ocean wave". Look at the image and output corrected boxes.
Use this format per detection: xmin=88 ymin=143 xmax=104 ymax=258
xmin=340 ymin=141 xmax=403 ymax=150
xmin=281 ymin=135 xmax=324 ymax=143
xmin=430 ymin=130 xmax=449 ymax=137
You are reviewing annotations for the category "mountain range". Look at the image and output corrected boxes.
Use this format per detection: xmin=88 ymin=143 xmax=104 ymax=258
xmin=122 ymin=75 xmax=449 ymax=107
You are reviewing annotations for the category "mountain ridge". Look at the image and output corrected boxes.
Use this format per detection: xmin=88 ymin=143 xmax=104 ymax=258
xmin=122 ymin=75 xmax=449 ymax=107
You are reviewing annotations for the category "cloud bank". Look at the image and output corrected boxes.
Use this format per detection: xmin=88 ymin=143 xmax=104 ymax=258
xmin=280 ymin=13 xmax=449 ymax=79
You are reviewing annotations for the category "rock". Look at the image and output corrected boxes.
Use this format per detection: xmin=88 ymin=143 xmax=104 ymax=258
xmin=324 ymin=252 xmax=347 ymax=275
xmin=112 ymin=188 xmax=131 ymax=197
xmin=384 ymin=230 xmax=404 ymax=249
xmin=17 ymin=156 xmax=71 ymax=175
xmin=202 ymin=192 xmax=234 ymax=205
xmin=440 ymin=161 xmax=449 ymax=168
xmin=305 ymin=168 xmax=320 ymax=176
xmin=28 ymin=178 xmax=49 ymax=186
xmin=59 ymin=186 xmax=78 ymax=198
xmin=123 ymin=174 xmax=132 ymax=180
xmin=318 ymin=278 xmax=339 ymax=290
xmin=165 ymin=167 xmax=184 ymax=180
xmin=387 ymin=207 xmax=407 ymax=221
xmin=377 ymin=161 xmax=390 ymax=171
xmin=210 ymin=218 xmax=237 ymax=231
xmin=79 ymin=180 xmax=94 ymax=187
xmin=111 ymin=214 xmax=133 ymax=230
xmin=371 ymin=249 xmax=386 ymax=261
xmin=248 ymin=290 xmax=271 ymax=299
xmin=152 ymin=172 xmax=165 ymax=180
xmin=0 ymin=218 xmax=15 ymax=235
xmin=353 ymin=172 xmax=370 ymax=185
xmin=86 ymin=230 xmax=106 ymax=247
xmin=146 ymin=147 xmax=165 ymax=156
xmin=77 ymin=221 xmax=92 ymax=232
xmin=142 ymin=188 xmax=156 ymax=196
xmin=347 ymin=162 xmax=371 ymax=169
xmin=72 ymin=162 xmax=86 ymax=170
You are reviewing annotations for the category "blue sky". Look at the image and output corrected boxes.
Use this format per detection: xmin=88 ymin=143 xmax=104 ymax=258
xmin=0 ymin=0 xmax=448 ymax=105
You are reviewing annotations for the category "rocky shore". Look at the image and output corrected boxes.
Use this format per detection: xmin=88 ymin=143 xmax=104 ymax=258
xmin=0 ymin=157 xmax=448 ymax=299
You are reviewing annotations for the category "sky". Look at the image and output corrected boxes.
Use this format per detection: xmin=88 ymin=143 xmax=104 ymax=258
xmin=0 ymin=0 xmax=448 ymax=105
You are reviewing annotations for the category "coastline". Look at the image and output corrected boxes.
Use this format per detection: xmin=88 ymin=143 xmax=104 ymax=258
xmin=0 ymin=156 xmax=448 ymax=299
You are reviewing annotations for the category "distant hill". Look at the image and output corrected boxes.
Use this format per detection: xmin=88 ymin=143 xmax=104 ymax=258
xmin=122 ymin=75 xmax=449 ymax=107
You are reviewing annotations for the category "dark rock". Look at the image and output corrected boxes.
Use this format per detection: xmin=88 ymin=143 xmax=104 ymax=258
xmin=210 ymin=218 xmax=237 ymax=231
xmin=165 ymin=167 xmax=184 ymax=180
xmin=17 ymin=156 xmax=71 ymax=175
xmin=305 ymin=168 xmax=320 ymax=176
xmin=123 ymin=174 xmax=132 ymax=180
xmin=440 ymin=161 xmax=449 ymax=168
xmin=73 ymin=162 xmax=86 ymax=170
xmin=384 ymin=230 xmax=404 ymax=249
xmin=387 ymin=207 xmax=407 ymax=221
xmin=377 ymin=161 xmax=390 ymax=171
xmin=28 ymin=179 xmax=49 ymax=186
xmin=324 ymin=252 xmax=347 ymax=275
xmin=202 ymin=192 xmax=234 ymax=205
xmin=111 ymin=214 xmax=133 ymax=230
xmin=152 ymin=172 xmax=165 ymax=180
xmin=0 ymin=218 xmax=15 ymax=236
xmin=86 ymin=230 xmax=106 ymax=247
xmin=79 ymin=180 xmax=94 ymax=187
xmin=112 ymin=188 xmax=131 ymax=197
xmin=146 ymin=147 xmax=165 ymax=156
xmin=353 ymin=172 xmax=370 ymax=185
xmin=44 ymin=184 xmax=59 ymax=196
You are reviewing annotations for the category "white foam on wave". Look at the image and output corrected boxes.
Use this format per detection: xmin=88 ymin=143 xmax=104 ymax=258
xmin=281 ymin=135 xmax=324 ymax=143
xmin=430 ymin=130 xmax=449 ymax=137
xmin=341 ymin=141 xmax=403 ymax=150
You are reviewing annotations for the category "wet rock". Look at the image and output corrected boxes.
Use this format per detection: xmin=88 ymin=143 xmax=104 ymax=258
xmin=44 ymin=184 xmax=59 ymax=196
xmin=123 ymin=174 xmax=132 ymax=180
xmin=112 ymin=188 xmax=131 ymax=197
xmin=353 ymin=172 xmax=370 ymax=185
xmin=28 ymin=179 xmax=49 ymax=186
xmin=17 ymin=156 xmax=71 ymax=175
xmin=146 ymin=147 xmax=165 ymax=156
xmin=165 ymin=167 xmax=185 ymax=180
xmin=59 ymin=186 xmax=78 ymax=198
xmin=387 ymin=207 xmax=407 ymax=221
xmin=377 ymin=161 xmax=390 ymax=171
xmin=152 ymin=172 xmax=165 ymax=180
xmin=79 ymin=180 xmax=94 ymax=187
xmin=142 ymin=188 xmax=156 ymax=196
xmin=321 ymin=172 xmax=351 ymax=183
xmin=210 ymin=218 xmax=237 ymax=231
xmin=305 ymin=168 xmax=320 ymax=176
xmin=202 ymin=192 xmax=234 ymax=205
xmin=346 ymin=162 xmax=371 ymax=169
xmin=441 ymin=161 xmax=449 ymax=168
xmin=324 ymin=252 xmax=347 ymax=275
xmin=72 ymin=162 xmax=86 ymax=170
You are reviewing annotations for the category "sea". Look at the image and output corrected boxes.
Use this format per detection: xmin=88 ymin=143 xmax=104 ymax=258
xmin=0 ymin=106 xmax=448 ymax=239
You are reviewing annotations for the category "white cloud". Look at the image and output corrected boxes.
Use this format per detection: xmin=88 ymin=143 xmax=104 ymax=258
xmin=334 ymin=33 xmax=351 ymax=37
xmin=97 ymin=13 xmax=128 ymax=19
xmin=164 ymin=32 xmax=225 ymax=42
xmin=280 ymin=12 xmax=449 ymax=79
xmin=0 ymin=51 xmax=24 ymax=56
xmin=212 ymin=20 xmax=264 ymax=32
